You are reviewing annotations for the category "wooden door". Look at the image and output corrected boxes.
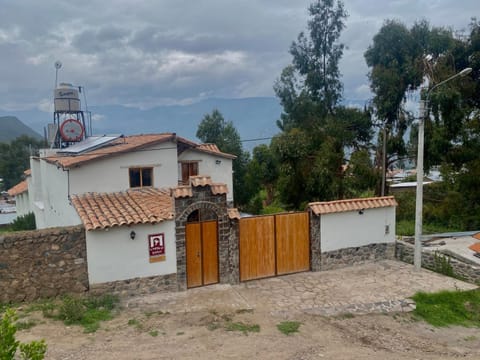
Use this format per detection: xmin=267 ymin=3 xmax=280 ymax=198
xmin=239 ymin=216 xmax=276 ymax=281
xmin=186 ymin=223 xmax=202 ymax=288
xmin=202 ymin=221 xmax=219 ymax=285
xmin=275 ymin=212 xmax=310 ymax=275
xmin=186 ymin=220 xmax=219 ymax=288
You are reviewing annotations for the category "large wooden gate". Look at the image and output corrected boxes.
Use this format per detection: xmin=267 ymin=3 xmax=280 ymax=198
xmin=239 ymin=212 xmax=310 ymax=281
xmin=186 ymin=220 xmax=219 ymax=288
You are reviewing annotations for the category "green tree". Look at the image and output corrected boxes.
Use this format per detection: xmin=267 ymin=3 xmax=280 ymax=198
xmin=272 ymin=0 xmax=372 ymax=208
xmin=365 ymin=20 xmax=457 ymax=193
xmin=0 ymin=136 xmax=44 ymax=190
xmin=196 ymin=109 xmax=251 ymax=207
xmin=245 ymin=144 xmax=279 ymax=207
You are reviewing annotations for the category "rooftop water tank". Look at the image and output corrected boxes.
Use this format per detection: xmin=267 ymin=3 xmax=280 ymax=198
xmin=54 ymin=83 xmax=80 ymax=112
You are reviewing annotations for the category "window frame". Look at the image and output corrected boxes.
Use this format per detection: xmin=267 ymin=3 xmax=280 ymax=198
xmin=180 ymin=161 xmax=199 ymax=185
xmin=129 ymin=167 xmax=154 ymax=188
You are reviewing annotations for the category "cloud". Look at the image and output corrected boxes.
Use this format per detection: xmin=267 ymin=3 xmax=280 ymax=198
xmin=0 ymin=0 xmax=477 ymax=112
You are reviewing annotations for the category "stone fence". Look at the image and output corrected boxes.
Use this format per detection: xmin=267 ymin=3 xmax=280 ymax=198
xmin=0 ymin=226 xmax=88 ymax=303
xmin=395 ymin=240 xmax=480 ymax=284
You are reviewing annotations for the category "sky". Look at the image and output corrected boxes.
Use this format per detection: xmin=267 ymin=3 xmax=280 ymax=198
xmin=0 ymin=0 xmax=477 ymax=114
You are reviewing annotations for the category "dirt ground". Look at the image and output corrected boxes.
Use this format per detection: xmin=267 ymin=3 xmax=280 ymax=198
xmin=16 ymin=303 xmax=480 ymax=360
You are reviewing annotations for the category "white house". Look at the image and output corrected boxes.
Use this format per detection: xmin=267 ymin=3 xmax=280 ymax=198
xmin=9 ymin=133 xmax=235 ymax=288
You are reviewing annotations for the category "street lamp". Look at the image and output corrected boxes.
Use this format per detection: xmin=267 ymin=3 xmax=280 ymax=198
xmin=414 ymin=67 xmax=472 ymax=270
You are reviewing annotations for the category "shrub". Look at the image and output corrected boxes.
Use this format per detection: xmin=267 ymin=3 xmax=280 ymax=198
xmin=0 ymin=309 xmax=47 ymax=360
xmin=10 ymin=212 xmax=36 ymax=231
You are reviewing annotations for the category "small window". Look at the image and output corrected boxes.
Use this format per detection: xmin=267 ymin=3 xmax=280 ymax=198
xmin=181 ymin=162 xmax=198 ymax=185
xmin=129 ymin=167 xmax=153 ymax=188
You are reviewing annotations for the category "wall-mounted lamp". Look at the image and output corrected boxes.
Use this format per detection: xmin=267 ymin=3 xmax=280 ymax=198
xmin=130 ymin=230 xmax=136 ymax=240
xmin=215 ymin=159 xmax=222 ymax=165
xmin=358 ymin=208 xmax=365 ymax=215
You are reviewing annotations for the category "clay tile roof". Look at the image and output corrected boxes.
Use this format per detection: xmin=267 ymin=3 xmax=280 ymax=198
xmin=176 ymin=136 xmax=236 ymax=159
xmin=227 ymin=208 xmax=241 ymax=220
xmin=190 ymin=175 xmax=213 ymax=187
xmin=24 ymin=169 xmax=31 ymax=176
xmin=7 ymin=180 xmax=28 ymax=196
xmin=46 ymin=133 xmax=176 ymax=168
xmin=197 ymin=143 xmax=220 ymax=153
xmin=469 ymin=242 xmax=480 ymax=253
xmin=172 ymin=186 xmax=193 ymax=199
xmin=210 ymin=183 xmax=228 ymax=195
xmin=308 ymin=196 xmax=397 ymax=215
xmin=172 ymin=179 xmax=228 ymax=199
xmin=71 ymin=187 xmax=174 ymax=231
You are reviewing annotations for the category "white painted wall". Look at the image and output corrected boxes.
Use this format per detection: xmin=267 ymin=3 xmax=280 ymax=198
xmin=179 ymin=150 xmax=234 ymax=202
xmin=70 ymin=141 xmax=178 ymax=194
xmin=14 ymin=192 xmax=30 ymax=216
xmin=31 ymin=142 xmax=178 ymax=229
xmin=85 ymin=221 xmax=176 ymax=284
xmin=320 ymin=207 xmax=396 ymax=252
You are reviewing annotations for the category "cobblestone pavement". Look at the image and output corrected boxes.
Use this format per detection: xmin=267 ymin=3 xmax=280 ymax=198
xmin=125 ymin=260 xmax=477 ymax=316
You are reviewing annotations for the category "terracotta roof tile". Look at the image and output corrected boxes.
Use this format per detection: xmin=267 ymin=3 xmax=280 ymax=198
xmin=308 ymin=196 xmax=397 ymax=215
xmin=469 ymin=242 xmax=480 ymax=253
xmin=172 ymin=177 xmax=228 ymax=199
xmin=190 ymin=175 xmax=213 ymax=187
xmin=46 ymin=133 xmax=176 ymax=168
xmin=176 ymin=137 xmax=236 ymax=159
xmin=172 ymin=186 xmax=193 ymax=199
xmin=227 ymin=208 xmax=241 ymax=220
xmin=7 ymin=180 xmax=28 ymax=196
xmin=210 ymin=183 xmax=228 ymax=195
xmin=71 ymin=187 xmax=174 ymax=231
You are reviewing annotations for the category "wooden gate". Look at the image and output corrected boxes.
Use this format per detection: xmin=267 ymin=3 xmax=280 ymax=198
xmin=239 ymin=212 xmax=310 ymax=281
xmin=186 ymin=220 xmax=219 ymax=288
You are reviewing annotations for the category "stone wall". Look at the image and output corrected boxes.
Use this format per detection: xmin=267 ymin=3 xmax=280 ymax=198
xmin=309 ymin=211 xmax=321 ymax=271
xmin=0 ymin=226 xmax=88 ymax=303
xmin=395 ymin=240 xmax=480 ymax=284
xmin=227 ymin=219 xmax=239 ymax=284
xmin=89 ymin=273 xmax=177 ymax=297
xmin=319 ymin=243 xmax=396 ymax=271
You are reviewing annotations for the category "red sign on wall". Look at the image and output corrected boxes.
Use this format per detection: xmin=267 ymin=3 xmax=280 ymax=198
xmin=148 ymin=233 xmax=165 ymax=263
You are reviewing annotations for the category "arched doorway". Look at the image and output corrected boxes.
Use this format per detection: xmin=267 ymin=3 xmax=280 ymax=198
xmin=185 ymin=209 xmax=219 ymax=288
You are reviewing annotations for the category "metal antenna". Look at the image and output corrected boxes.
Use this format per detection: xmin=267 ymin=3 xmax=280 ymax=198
xmin=54 ymin=60 xmax=62 ymax=87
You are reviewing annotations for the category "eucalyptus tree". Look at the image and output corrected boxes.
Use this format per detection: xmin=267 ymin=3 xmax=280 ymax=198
xmin=273 ymin=0 xmax=372 ymax=208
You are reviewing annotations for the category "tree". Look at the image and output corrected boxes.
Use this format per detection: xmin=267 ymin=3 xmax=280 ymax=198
xmin=272 ymin=0 xmax=373 ymax=208
xmin=245 ymin=144 xmax=279 ymax=206
xmin=0 ymin=136 xmax=45 ymax=190
xmin=365 ymin=20 xmax=457 ymax=193
xmin=196 ymin=109 xmax=251 ymax=207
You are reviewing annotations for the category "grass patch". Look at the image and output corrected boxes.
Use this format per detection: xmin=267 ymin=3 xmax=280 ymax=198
xmin=15 ymin=319 xmax=37 ymax=330
xmin=225 ymin=321 xmax=260 ymax=335
xmin=27 ymin=294 xmax=119 ymax=333
xmin=412 ymin=289 xmax=480 ymax=327
xmin=149 ymin=330 xmax=159 ymax=337
xmin=276 ymin=321 xmax=301 ymax=335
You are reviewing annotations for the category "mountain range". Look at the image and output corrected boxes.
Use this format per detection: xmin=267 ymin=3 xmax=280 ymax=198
xmin=0 ymin=116 xmax=42 ymax=142
xmin=0 ymin=97 xmax=367 ymax=150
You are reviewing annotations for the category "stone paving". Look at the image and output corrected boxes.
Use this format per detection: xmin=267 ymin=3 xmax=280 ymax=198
xmin=124 ymin=260 xmax=478 ymax=316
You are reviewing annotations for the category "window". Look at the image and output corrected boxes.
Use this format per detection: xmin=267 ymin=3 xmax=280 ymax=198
xmin=181 ymin=162 xmax=198 ymax=185
xmin=129 ymin=167 xmax=153 ymax=188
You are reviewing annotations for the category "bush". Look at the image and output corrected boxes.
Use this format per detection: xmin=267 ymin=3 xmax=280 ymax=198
xmin=0 ymin=309 xmax=47 ymax=360
xmin=10 ymin=212 xmax=36 ymax=231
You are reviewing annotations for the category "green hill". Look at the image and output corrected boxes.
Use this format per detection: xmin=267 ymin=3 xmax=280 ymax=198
xmin=0 ymin=116 xmax=42 ymax=142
